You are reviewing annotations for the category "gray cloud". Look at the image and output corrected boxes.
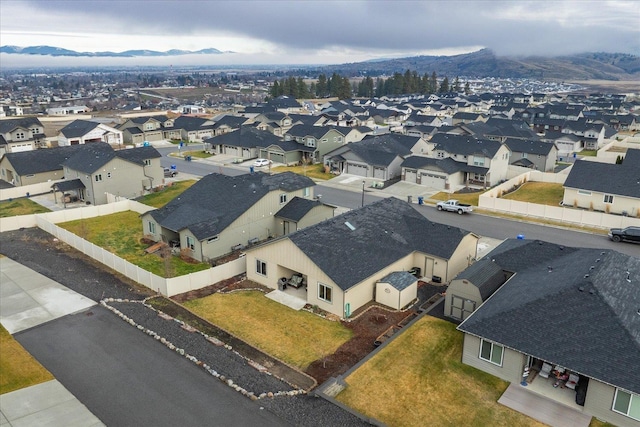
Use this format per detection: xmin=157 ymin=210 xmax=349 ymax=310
xmin=8 ymin=0 xmax=640 ymax=56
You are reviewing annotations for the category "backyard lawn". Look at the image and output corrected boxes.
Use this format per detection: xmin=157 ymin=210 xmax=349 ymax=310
xmin=501 ymin=182 xmax=565 ymax=206
xmin=0 ymin=325 xmax=53 ymax=394
xmin=136 ymin=180 xmax=196 ymax=208
xmin=0 ymin=198 xmax=51 ymax=217
xmin=58 ymin=210 xmax=209 ymax=277
xmin=335 ymin=316 xmax=547 ymax=427
xmin=184 ymin=291 xmax=352 ymax=369
xmin=272 ymin=163 xmax=332 ymax=181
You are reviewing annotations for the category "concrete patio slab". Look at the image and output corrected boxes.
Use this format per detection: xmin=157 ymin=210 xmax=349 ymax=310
xmin=498 ymin=383 xmax=592 ymax=427
xmin=265 ymin=290 xmax=307 ymax=310
xmin=0 ymin=257 xmax=96 ymax=334
xmin=0 ymin=380 xmax=104 ymax=427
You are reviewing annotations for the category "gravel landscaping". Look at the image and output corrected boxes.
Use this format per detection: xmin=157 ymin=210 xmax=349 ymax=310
xmin=0 ymin=227 xmax=372 ymax=426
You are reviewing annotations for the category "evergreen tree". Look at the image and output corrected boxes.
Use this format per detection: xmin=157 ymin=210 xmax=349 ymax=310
xmin=316 ymin=74 xmax=328 ymax=97
xmin=452 ymin=76 xmax=461 ymax=93
xmin=439 ymin=76 xmax=449 ymax=93
xmin=270 ymin=80 xmax=280 ymax=98
xmin=430 ymin=72 xmax=437 ymax=94
xmin=464 ymin=82 xmax=471 ymax=95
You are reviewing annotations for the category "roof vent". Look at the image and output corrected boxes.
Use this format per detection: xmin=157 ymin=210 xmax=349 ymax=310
xmin=626 ymin=272 xmax=631 ymax=283
xmin=547 ymin=266 xmax=553 ymax=273
xmin=589 ymin=266 xmax=595 ymax=270
xmin=578 ymin=286 xmax=584 ymax=292
xmin=559 ymin=246 xmax=564 ymax=250
xmin=589 ymin=289 xmax=596 ymax=295
xmin=595 ymin=258 xmax=600 ymax=263
xmin=584 ymin=274 xmax=589 ymax=279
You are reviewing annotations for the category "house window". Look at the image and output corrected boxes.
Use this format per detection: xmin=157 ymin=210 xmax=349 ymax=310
xmin=256 ymin=259 xmax=267 ymax=276
xmin=578 ymin=190 xmax=592 ymax=196
xmin=280 ymin=194 xmax=287 ymax=204
xmin=207 ymin=235 xmax=219 ymax=243
xmin=613 ymin=389 xmax=640 ymax=421
xmin=437 ymin=151 xmax=444 ymax=158
xmin=307 ymin=138 xmax=316 ymax=147
xmin=318 ymin=282 xmax=332 ymax=303
xmin=145 ymin=123 xmax=154 ymax=130
xmin=15 ymin=132 xmax=25 ymax=139
xmin=107 ymin=172 xmax=111 ymax=178
xmin=186 ymin=236 xmax=195 ymax=250
xmin=148 ymin=221 xmax=156 ymax=234
xmin=144 ymin=159 xmax=151 ymax=166
xmin=604 ymin=194 xmax=614 ymax=204
xmin=479 ymin=339 xmax=503 ymax=366
xmin=473 ymin=156 xmax=485 ymax=166
xmin=303 ymin=187 xmax=310 ymax=197
xmin=95 ymin=174 xmax=102 ymax=182
xmin=522 ymin=153 xmax=528 ymax=159
xmin=322 ymin=138 xmax=328 ymax=143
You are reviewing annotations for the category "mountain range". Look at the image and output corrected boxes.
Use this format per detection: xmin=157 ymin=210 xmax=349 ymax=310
xmin=324 ymin=49 xmax=640 ymax=81
xmin=0 ymin=45 xmax=228 ymax=57
xmin=2 ymin=45 xmax=639 ymax=81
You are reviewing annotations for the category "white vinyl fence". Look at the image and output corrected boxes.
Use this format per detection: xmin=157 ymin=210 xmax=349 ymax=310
xmin=0 ymin=180 xmax=64 ymax=201
xmin=479 ymin=171 xmax=640 ymax=229
xmin=2 ymin=199 xmax=247 ymax=296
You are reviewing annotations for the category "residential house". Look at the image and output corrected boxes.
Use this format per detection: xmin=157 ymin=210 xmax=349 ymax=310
xmin=60 ymin=143 xmax=163 ymax=205
xmin=46 ymin=106 xmax=90 ymax=115
xmin=210 ymin=115 xmax=248 ymax=136
xmin=562 ymin=120 xmax=606 ymax=150
xmin=283 ymin=124 xmax=363 ymax=163
xmin=205 ymin=126 xmax=280 ymax=160
xmin=250 ymin=111 xmax=294 ymax=136
xmin=452 ymin=112 xmax=486 ymax=126
xmin=325 ymin=134 xmax=430 ymax=180
xmin=118 ymin=115 xmax=174 ymax=144
xmin=427 ymin=134 xmax=511 ymax=187
xmin=57 ymin=119 xmax=123 ymax=147
xmin=456 ymin=239 xmax=640 ymax=427
xmin=0 ymin=117 xmax=45 ymax=156
xmin=244 ymin=197 xmax=479 ymax=318
xmin=0 ymin=143 xmax=92 ymax=186
xmin=541 ymin=131 xmax=582 ymax=161
xmin=503 ymin=138 xmax=557 ymax=171
xmin=141 ymin=172 xmax=317 ymax=262
xmin=562 ymin=149 xmax=640 ymax=216
xmin=172 ymin=115 xmax=216 ymax=142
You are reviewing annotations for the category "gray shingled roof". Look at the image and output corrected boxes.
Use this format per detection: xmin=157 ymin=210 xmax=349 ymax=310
xmin=0 ymin=117 xmax=42 ymax=134
xmin=379 ymin=271 xmax=416 ymax=291
xmin=59 ymin=120 xmax=100 ymax=138
xmin=564 ymin=149 xmax=640 ymax=198
xmin=453 ymin=258 xmax=507 ymax=299
xmin=62 ymin=144 xmax=161 ymax=174
xmin=430 ymin=133 xmax=503 ymax=157
xmin=288 ymin=197 xmax=471 ymax=291
xmin=3 ymin=143 xmax=111 ymax=175
xmin=275 ymin=197 xmax=326 ymax=222
xmin=149 ymin=172 xmax=315 ymax=240
xmin=53 ymin=178 xmax=85 ymax=192
xmin=504 ymin=138 xmax=555 ymax=155
xmin=204 ymin=126 xmax=282 ymax=148
xmin=458 ymin=247 xmax=640 ymax=395
xmin=401 ymin=156 xmax=487 ymax=175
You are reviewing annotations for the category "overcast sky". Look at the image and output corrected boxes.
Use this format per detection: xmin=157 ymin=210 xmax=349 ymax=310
xmin=1 ymin=0 xmax=639 ymax=67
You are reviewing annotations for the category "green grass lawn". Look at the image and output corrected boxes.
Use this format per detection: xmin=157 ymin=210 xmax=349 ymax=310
xmin=501 ymin=182 xmax=565 ymax=206
xmin=136 ymin=180 xmax=196 ymax=208
xmin=335 ymin=316 xmax=548 ymax=427
xmin=181 ymin=150 xmax=211 ymax=159
xmin=0 ymin=198 xmax=51 ymax=217
xmin=58 ymin=210 xmax=209 ymax=277
xmin=579 ymin=150 xmax=597 ymax=157
xmin=429 ymin=191 xmax=483 ymax=206
xmin=272 ymin=163 xmax=332 ymax=180
xmin=184 ymin=291 xmax=352 ymax=369
xmin=0 ymin=325 xmax=53 ymax=394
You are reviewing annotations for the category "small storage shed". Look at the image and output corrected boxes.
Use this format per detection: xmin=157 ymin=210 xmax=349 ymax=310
xmin=445 ymin=258 xmax=508 ymax=321
xmin=375 ymin=271 xmax=417 ymax=310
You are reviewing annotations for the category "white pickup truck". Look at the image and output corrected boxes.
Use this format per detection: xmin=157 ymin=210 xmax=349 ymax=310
xmin=436 ymin=199 xmax=473 ymax=214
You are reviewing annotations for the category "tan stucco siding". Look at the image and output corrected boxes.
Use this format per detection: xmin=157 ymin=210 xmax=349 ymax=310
xmin=584 ymin=381 xmax=640 ymax=427
xmin=294 ymin=205 xmax=335 ymax=232
xmin=445 ymin=234 xmax=479 ymax=282
xmin=86 ymin=157 xmax=162 ymax=205
xmin=563 ymin=188 xmax=640 ymax=216
xmin=461 ymin=334 xmax=526 ymax=383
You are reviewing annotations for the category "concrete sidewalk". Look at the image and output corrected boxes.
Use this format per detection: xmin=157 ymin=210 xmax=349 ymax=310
xmin=0 ymin=380 xmax=104 ymax=427
xmin=0 ymin=256 xmax=96 ymax=334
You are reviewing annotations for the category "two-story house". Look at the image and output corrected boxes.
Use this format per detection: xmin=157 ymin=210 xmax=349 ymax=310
xmin=0 ymin=117 xmax=45 ymax=156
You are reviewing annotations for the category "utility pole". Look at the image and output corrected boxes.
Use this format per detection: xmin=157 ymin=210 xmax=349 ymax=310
xmin=361 ymin=180 xmax=365 ymax=207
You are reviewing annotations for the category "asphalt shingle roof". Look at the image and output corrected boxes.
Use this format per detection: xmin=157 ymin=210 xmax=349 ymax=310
xmin=458 ymin=245 xmax=640 ymax=394
xmin=453 ymin=258 xmax=507 ymax=299
xmin=62 ymin=144 xmax=161 ymax=174
xmin=563 ymin=149 xmax=640 ymax=198
xmin=0 ymin=117 xmax=42 ymax=134
xmin=3 ymin=142 xmax=111 ymax=175
xmin=275 ymin=197 xmax=326 ymax=222
xmin=149 ymin=172 xmax=315 ymax=240
xmin=288 ymin=197 xmax=471 ymax=291
xmin=59 ymin=120 xmax=100 ymax=138
xmin=379 ymin=271 xmax=416 ymax=291
xmin=430 ymin=133 xmax=503 ymax=158
xmin=504 ymin=138 xmax=555 ymax=156
xmin=205 ymin=126 xmax=282 ymax=148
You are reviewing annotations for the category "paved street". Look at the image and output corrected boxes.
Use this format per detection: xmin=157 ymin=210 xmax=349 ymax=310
xmin=15 ymin=306 xmax=287 ymax=427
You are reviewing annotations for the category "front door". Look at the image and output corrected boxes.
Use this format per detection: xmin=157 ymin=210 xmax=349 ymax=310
xmin=424 ymin=257 xmax=434 ymax=280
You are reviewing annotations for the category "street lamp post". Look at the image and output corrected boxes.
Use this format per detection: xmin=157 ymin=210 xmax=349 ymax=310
xmin=361 ymin=180 xmax=365 ymax=207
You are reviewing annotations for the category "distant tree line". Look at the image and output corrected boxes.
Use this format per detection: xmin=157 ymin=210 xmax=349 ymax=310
xmin=269 ymin=70 xmax=470 ymax=100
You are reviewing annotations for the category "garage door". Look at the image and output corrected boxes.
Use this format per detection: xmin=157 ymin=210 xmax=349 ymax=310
xmin=373 ymin=167 xmax=386 ymax=180
xmin=225 ymin=146 xmax=239 ymax=156
xmin=420 ymin=172 xmax=446 ymax=189
xmin=268 ymin=152 xmax=285 ymax=164
xmin=145 ymin=131 xmax=163 ymax=141
xmin=405 ymin=169 xmax=417 ymax=183
xmin=347 ymin=163 xmax=368 ymax=177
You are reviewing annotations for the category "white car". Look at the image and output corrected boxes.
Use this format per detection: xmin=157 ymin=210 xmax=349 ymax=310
xmin=253 ymin=158 xmax=271 ymax=167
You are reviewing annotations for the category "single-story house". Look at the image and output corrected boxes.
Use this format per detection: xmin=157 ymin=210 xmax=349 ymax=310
xmin=562 ymin=149 xmax=640 ymax=216
xmin=244 ymin=197 xmax=479 ymax=318
xmin=457 ymin=239 xmax=640 ymax=427
xmin=205 ymin=126 xmax=280 ymax=159
xmin=57 ymin=119 xmax=123 ymax=147
xmin=141 ymin=172 xmax=318 ymax=262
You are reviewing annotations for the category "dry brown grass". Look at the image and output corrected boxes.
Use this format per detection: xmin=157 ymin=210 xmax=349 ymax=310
xmin=336 ymin=316 xmax=547 ymax=427
xmin=0 ymin=325 xmax=53 ymax=394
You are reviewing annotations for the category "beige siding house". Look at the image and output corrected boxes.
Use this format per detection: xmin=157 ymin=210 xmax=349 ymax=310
xmin=245 ymin=197 xmax=478 ymax=318
xmin=142 ymin=172 xmax=319 ymax=262
xmin=457 ymin=240 xmax=640 ymax=427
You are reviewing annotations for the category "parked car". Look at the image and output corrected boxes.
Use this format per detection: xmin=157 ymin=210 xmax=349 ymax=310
xmin=253 ymin=158 xmax=271 ymax=167
xmin=608 ymin=226 xmax=640 ymax=243
xmin=163 ymin=167 xmax=178 ymax=177
xmin=436 ymin=199 xmax=473 ymax=214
